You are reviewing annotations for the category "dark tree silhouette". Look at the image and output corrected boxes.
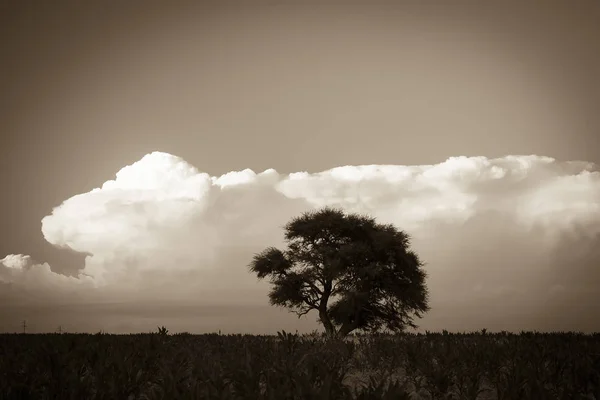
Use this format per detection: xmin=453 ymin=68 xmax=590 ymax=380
xmin=248 ymin=207 xmax=430 ymax=338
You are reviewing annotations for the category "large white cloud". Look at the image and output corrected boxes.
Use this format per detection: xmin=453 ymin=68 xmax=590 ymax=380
xmin=3 ymin=152 xmax=600 ymax=333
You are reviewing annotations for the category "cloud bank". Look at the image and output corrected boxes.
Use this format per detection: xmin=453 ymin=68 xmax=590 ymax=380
xmin=2 ymin=152 xmax=599 ymax=333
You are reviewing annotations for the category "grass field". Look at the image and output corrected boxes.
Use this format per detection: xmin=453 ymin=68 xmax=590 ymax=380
xmin=1 ymin=329 xmax=599 ymax=399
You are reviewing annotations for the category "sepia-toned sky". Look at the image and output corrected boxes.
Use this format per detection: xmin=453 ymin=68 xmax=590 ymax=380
xmin=1 ymin=0 xmax=599 ymax=334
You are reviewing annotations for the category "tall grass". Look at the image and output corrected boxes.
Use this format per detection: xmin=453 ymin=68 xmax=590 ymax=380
xmin=1 ymin=329 xmax=598 ymax=399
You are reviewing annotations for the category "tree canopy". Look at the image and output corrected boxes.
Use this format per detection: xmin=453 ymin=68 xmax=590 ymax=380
xmin=248 ymin=207 xmax=430 ymax=338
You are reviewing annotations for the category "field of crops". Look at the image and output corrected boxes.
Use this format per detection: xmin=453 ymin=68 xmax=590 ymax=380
xmin=1 ymin=329 xmax=599 ymax=399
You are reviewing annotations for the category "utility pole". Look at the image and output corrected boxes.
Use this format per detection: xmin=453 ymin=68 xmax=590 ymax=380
xmin=57 ymin=325 xmax=62 ymax=334
xmin=22 ymin=320 xmax=27 ymax=334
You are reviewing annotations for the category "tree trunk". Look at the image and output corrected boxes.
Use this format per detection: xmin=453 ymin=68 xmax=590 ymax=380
xmin=319 ymin=279 xmax=336 ymax=338
xmin=319 ymin=308 xmax=336 ymax=337
xmin=337 ymin=321 xmax=358 ymax=338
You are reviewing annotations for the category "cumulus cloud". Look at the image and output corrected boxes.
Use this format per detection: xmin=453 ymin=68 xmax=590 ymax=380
xmin=3 ymin=152 xmax=600 ymax=333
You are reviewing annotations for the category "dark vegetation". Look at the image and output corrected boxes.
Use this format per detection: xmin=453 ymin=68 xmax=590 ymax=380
xmin=1 ymin=329 xmax=599 ymax=399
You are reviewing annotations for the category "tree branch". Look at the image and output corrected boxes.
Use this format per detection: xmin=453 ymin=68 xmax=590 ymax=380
xmin=305 ymin=280 xmax=323 ymax=296
xmin=294 ymin=306 xmax=312 ymax=319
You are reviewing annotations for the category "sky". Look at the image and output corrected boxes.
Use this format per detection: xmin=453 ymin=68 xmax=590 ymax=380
xmin=1 ymin=0 xmax=599 ymax=334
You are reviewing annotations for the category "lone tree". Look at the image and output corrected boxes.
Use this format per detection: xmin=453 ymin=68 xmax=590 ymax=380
xmin=248 ymin=207 xmax=430 ymax=338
